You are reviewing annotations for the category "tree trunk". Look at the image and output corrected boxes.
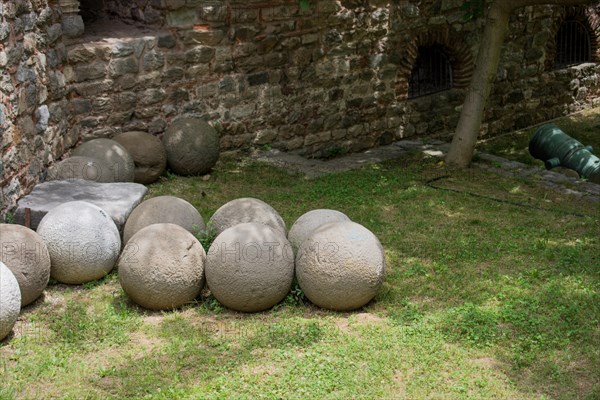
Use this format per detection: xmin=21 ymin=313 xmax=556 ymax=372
xmin=445 ymin=0 xmax=595 ymax=168
xmin=445 ymin=2 xmax=511 ymax=168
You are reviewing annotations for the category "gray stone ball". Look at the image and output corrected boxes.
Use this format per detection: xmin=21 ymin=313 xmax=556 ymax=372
xmin=162 ymin=117 xmax=220 ymax=176
xmin=288 ymin=209 xmax=351 ymax=250
xmin=36 ymin=201 xmax=121 ymax=284
xmin=71 ymin=138 xmax=135 ymax=182
xmin=118 ymin=223 xmax=206 ymax=310
xmin=123 ymin=196 xmax=205 ymax=244
xmin=47 ymin=156 xmax=115 ymax=183
xmin=295 ymin=221 xmax=386 ymax=311
xmin=209 ymin=197 xmax=286 ymax=236
xmin=113 ymin=131 xmax=167 ymax=184
xmin=206 ymin=222 xmax=294 ymax=312
xmin=0 ymin=262 xmax=21 ymax=341
xmin=0 ymin=224 xmax=51 ymax=306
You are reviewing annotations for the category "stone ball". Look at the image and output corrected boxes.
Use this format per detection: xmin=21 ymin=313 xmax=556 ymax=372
xmin=295 ymin=221 xmax=386 ymax=311
xmin=46 ymin=156 xmax=114 ymax=183
xmin=118 ymin=223 xmax=206 ymax=310
xmin=36 ymin=201 xmax=121 ymax=284
xmin=113 ymin=131 xmax=167 ymax=184
xmin=0 ymin=224 xmax=51 ymax=306
xmin=288 ymin=209 xmax=351 ymax=250
xmin=123 ymin=196 xmax=205 ymax=244
xmin=205 ymin=222 xmax=294 ymax=312
xmin=71 ymin=138 xmax=135 ymax=182
xmin=209 ymin=197 xmax=286 ymax=236
xmin=0 ymin=262 xmax=21 ymax=341
xmin=162 ymin=117 xmax=220 ymax=176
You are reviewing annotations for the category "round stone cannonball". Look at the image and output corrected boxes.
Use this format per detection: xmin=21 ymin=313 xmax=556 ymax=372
xmin=296 ymin=221 xmax=386 ymax=311
xmin=162 ymin=117 xmax=219 ymax=176
xmin=288 ymin=209 xmax=351 ymax=250
xmin=209 ymin=197 xmax=286 ymax=236
xmin=0 ymin=224 xmax=51 ymax=306
xmin=0 ymin=262 xmax=21 ymax=341
xmin=113 ymin=131 xmax=167 ymax=184
xmin=47 ymin=156 xmax=114 ymax=183
xmin=123 ymin=196 xmax=205 ymax=244
xmin=36 ymin=201 xmax=121 ymax=284
xmin=206 ymin=222 xmax=294 ymax=313
xmin=118 ymin=223 xmax=206 ymax=310
xmin=71 ymin=138 xmax=135 ymax=182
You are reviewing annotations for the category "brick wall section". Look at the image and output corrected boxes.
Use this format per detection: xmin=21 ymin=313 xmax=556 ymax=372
xmin=1 ymin=0 xmax=599 ymax=219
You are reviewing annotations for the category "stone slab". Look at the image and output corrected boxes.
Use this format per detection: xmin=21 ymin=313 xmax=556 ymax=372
xmin=14 ymin=180 xmax=148 ymax=231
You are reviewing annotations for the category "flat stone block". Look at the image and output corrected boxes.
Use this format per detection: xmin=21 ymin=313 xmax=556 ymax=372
xmin=14 ymin=180 xmax=147 ymax=232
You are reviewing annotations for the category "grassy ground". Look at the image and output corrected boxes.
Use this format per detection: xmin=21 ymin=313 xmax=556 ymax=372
xmin=478 ymin=107 xmax=600 ymax=166
xmin=1 ymin=120 xmax=599 ymax=399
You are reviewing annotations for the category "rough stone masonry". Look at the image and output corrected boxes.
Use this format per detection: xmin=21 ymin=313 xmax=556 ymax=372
xmin=1 ymin=0 xmax=599 ymax=219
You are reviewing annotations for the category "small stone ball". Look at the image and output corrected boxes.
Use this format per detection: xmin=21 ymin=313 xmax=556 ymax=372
xmin=0 ymin=224 xmax=51 ymax=306
xmin=296 ymin=221 xmax=386 ymax=311
xmin=209 ymin=198 xmax=286 ymax=236
xmin=113 ymin=131 xmax=167 ymax=184
xmin=0 ymin=262 xmax=21 ymax=341
xmin=205 ymin=222 xmax=294 ymax=312
xmin=72 ymin=138 xmax=135 ymax=182
xmin=118 ymin=223 xmax=206 ymax=310
xmin=123 ymin=196 xmax=205 ymax=244
xmin=162 ymin=117 xmax=220 ymax=176
xmin=47 ymin=156 xmax=114 ymax=183
xmin=36 ymin=201 xmax=121 ymax=284
xmin=288 ymin=209 xmax=350 ymax=249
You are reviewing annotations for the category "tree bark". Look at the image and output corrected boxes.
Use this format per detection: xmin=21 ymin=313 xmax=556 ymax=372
xmin=445 ymin=0 xmax=595 ymax=168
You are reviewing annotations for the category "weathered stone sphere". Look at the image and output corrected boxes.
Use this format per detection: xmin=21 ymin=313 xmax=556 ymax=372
xmin=0 ymin=224 xmax=51 ymax=306
xmin=288 ymin=209 xmax=351 ymax=249
xmin=162 ymin=117 xmax=219 ymax=176
xmin=47 ymin=156 xmax=114 ymax=183
xmin=113 ymin=131 xmax=167 ymax=184
xmin=123 ymin=196 xmax=205 ymax=243
xmin=296 ymin=221 xmax=386 ymax=311
xmin=206 ymin=222 xmax=294 ymax=312
xmin=118 ymin=223 xmax=206 ymax=310
xmin=209 ymin=198 xmax=286 ymax=236
xmin=71 ymin=138 xmax=135 ymax=182
xmin=0 ymin=262 xmax=21 ymax=341
xmin=36 ymin=201 xmax=121 ymax=284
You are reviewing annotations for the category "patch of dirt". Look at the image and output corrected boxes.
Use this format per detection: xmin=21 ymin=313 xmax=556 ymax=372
xmin=334 ymin=312 xmax=386 ymax=333
xmin=392 ymin=370 xmax=407 ymax=397
xmin=353 ymin=312 xmax=385 ymax=324
xmin=472 ymin=357 xmax=503 ymax=369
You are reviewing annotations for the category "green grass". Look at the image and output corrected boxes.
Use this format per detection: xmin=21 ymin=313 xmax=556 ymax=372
xmin=478 ymin=107 xmax=600 ymax=165
xmin=1 ymin=122 xmax=599 ymax=399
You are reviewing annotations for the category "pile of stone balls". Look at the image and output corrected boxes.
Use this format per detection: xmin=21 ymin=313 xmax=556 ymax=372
xmin=47 ymin=116 xmax=220 ymax=184
xmin=119 ymin=196 xmax=385 ymax=312
xmin=0 ymin=196 xmax=386 ymax=339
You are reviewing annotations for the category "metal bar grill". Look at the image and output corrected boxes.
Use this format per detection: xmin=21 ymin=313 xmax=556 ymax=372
xmin=409 ymin=45 xmax=453 ymax=99
xmin=554 ymin=20 xmax=592 ymax=69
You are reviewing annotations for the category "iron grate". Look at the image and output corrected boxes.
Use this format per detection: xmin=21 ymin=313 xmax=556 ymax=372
xmin=554 ymin=20 xmax=592 ymax=69
xmin=409 ymin=45 xmax=453 ymax=99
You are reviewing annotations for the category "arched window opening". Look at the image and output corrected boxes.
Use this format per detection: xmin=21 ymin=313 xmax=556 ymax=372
xmin=409 ymin=45 xmax=453 ymax=99
xmin=79 ymin=0 xmax=104 ymax=25
xmin=554 ymin=20 xmax=592 ymax=69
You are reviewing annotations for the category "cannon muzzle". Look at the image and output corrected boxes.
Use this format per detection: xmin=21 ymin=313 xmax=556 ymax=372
xmin=529 ymin=124 xmax=600 ymax=184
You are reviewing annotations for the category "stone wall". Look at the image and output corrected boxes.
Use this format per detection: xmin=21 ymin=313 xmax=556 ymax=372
xmin=1 ymin=1 xmax=69 ymax=220
xmin=1 ymin=0 xmax=599 ymax=219
xmin=64 ymin=1 xmax=599 ymax=151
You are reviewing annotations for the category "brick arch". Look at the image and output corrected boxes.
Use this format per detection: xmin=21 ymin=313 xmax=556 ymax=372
xmin=395 ymin=28 xmax=474 ymax=100
xmin=545 ymin=5 xmax=600 ymax=71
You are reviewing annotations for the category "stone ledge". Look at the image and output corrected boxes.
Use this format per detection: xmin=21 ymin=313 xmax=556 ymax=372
xmin=14 ymin=180 xmax=147 ymax=232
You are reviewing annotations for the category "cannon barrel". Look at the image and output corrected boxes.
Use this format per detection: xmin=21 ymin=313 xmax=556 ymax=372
xmin=529 ymin=124 xmax=600 ymax=184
